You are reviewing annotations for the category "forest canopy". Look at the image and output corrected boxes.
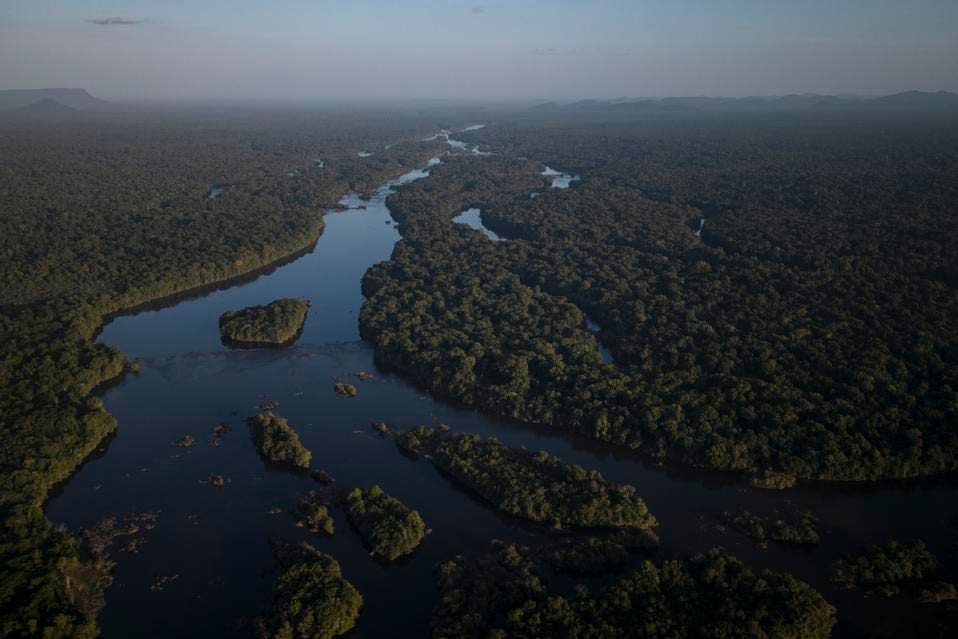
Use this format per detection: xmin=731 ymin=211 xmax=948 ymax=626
xmin=398 ymin=427 xmax=656 ymax=529
xmin=432 ymin=542 xmax=836 ymax=639
xmin=343 ymin=485 xmax=426 ymax=561
xmin=362 ymin=114 xmax=958 ymax=482
xmin=219 ymin=298 xmax=310 ymax=346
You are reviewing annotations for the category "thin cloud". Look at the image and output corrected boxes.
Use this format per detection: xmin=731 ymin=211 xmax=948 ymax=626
xmin=87 ymin=17 xmax=144 ymax=26
xmin=471 ymin=6 xmax=484 ymax=14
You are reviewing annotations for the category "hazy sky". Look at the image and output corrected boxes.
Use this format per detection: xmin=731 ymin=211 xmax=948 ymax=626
xmin=2 ymin=1 xmax=957 ymax=100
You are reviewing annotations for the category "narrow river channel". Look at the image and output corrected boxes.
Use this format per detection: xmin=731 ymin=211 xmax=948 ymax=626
xmin=46 ymin=134 xmax=958 ymax=638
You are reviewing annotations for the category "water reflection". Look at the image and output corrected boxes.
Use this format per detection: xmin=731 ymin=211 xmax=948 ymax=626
xmin=452 ymin=208 xmax=501 ymax=241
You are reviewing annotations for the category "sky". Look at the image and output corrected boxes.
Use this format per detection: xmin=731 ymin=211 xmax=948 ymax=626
xmin=1 ymin=0 xmax=957 ymax=100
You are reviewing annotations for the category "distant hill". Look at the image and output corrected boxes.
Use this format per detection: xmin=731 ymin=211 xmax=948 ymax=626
xmin=868 ymin=90 xmax=958 ymax=110
xmin=531 ymin=91 xmax=958 ymax=114
xmin=12 ymin=98 xmax=80 ymax=117
xmin=0 ymin=88 xmax=105 ymax=111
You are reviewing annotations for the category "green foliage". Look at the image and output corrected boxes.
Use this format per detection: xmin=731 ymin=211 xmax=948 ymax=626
xmin=433 ymin=542 xmax=836 ymax=639
xmin=545 ymin=529 xmax=660 ymax=576
xmin=362 ymin=117 xmax=958 ymax=481
xmin=399 ymin=428 xmax=655 ymax=528
xmin=750 ymin=471 xmax=797 ymax=490
xmin=918 ymin=581 xmax=958 ymax=604
xmin=726 ymin=510 xmax=820 ymax=546
xmin=219 ymin=298 xmax=309 ymax=346
xmin=250 ymin=412 xmax=312 ymax=469
xmin=545 ymin=537 xmax=627 ymax=575
xmin=833 ymin=539 xmax=938 ymax=597
xmin=262 ymin=543 xmax=362 ymax=639
xmin=298 ymin=492 xmax=334 ymax=535
xmin=0 ymin=112 xmax=445 ymax=632
xmin=343 ymin=486 xmax=425 ymax=561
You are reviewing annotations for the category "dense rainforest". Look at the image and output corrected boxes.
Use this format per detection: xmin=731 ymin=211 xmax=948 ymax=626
xmin=398 ymin=428 xmax=656 ymax=529
xmin=0 ymin=108 xmax=446 ymax=637
xmin=2 ymin=103 xmax=958 ymax=637
xmin=360 ymin=112 xmax=958 ymax=482
xmin=432 ymin=540 xmax=836 ymax=639
xmin=258 ymin=542 xmax=362 ymax=639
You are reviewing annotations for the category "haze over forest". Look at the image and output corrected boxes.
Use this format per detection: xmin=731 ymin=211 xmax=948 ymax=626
xmin=2 ymin=0 xmax=957 ymax=100
xmin=3 ymin=3 xmax=958 ymax=639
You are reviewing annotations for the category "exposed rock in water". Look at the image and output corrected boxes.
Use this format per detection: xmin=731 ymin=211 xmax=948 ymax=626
xmin=311 ymin=469 xmax=335 ymax=485
xmin=371 ymin=421 xmax=389 ymax=434
xmin=750 ymin=471 xmax=797 ymax=490
xmin=149 ymin=573 xmax=179 ymax=592
xmin=206 ymin=474 xmax=227 ymax=488
xmin=175 ymin=434 xmax=194 ymax=448
xmin=334 ymin=382 xmax=357 ymax=397
xmin=211 ymin=422 xmax=231 ymax=446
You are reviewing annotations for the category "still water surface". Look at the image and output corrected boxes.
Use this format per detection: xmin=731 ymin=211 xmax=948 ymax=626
xmin=47 ymin=146 xmax=958 ymax=638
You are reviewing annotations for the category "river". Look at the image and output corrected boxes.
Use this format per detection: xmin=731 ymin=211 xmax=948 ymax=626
xmin=45 ymin=133 xmax=958 ymax=638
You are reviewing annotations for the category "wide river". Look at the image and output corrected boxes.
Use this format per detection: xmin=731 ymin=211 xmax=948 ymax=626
xmin=47 ymin=140 xmax=958 ymax=638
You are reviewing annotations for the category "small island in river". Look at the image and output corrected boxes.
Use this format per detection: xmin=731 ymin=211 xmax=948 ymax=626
xmin=219 ymin=298 xmax=310 ymax=347
xmin=344 ymin=485 xmax=426 ymax=561
xmin=249 ymin=411 xmax=312 ymax=470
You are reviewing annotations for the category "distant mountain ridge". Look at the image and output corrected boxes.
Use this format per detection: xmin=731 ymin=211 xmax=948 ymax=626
xmin=531 ymin=91 xmax=958 ymax=113
xmin=12 ymin=98 xmax=80 ymax=117
xmin=0 ymin=88 xmax=105 ymax=111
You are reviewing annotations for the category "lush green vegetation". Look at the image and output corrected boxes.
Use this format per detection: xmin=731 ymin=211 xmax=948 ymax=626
xmin=362 ymin=114 xmax=958 ymax=481
xmin=433 ymin=542 xmax=835 ymax=639
xmin=832 ymin=539 xmax=947 ymax=598
xmin=250 ymin=412 xmax=312 ymax=469
xmin=0 ymin=109 xmax=445 ymax=634
xmin=343 ymin=486 xmax=425 ymax=561
xmin=919 ymin=581 xmax=958 ymax=604
xmin=297 ymin=492 xmax=334 ymax=535
xmin=544 ymin=529 xmax=659 ymax=575
xmin=725 ymin=510 xmax=820 ymax=546
xmin=4 ymin=104 xmax=958 ymax=635
xmin=398 ymin=427 xmax=655 ymax=528
xmin=260 ymin=543 xmax=362 ymax=639
xmin=219 ymin=298 xmax=309 ymax=346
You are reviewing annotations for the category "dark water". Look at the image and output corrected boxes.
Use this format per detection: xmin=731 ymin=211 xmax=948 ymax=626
xmin=46 ymin=151 xmax=958 ymax=638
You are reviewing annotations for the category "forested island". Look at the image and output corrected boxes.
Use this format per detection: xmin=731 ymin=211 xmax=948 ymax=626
xmin=343 ymin=486 xmax=426 ymax=561
xmin=398 ymin=428 xmax=655 ymax=528
xmin=432 ymin=542 xmax=836 ymax=638
xmin=250 ymin=412 xmax=312 ymax=469
xmin=259 ymin=543 xmax=362 ymax=639
xmin=219 ymin=298 xmax=310 ymax=347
